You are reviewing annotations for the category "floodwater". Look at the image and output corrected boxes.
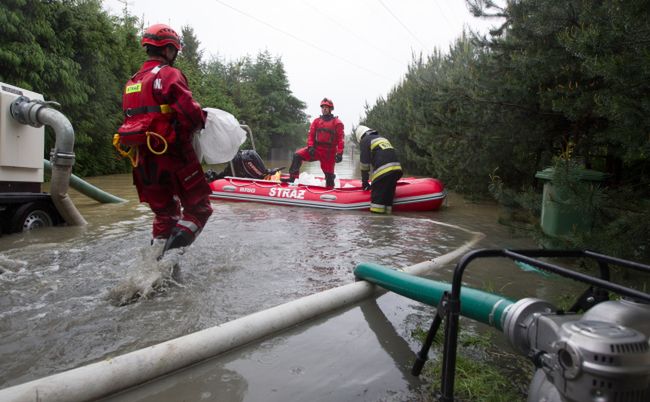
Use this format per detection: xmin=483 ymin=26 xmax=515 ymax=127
xmin=0 ymin=151 xmax=580 ymax=400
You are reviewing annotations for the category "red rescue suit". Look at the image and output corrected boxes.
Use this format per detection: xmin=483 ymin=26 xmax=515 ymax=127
xmin=119 ymin=60 xmax=212 ymax=240
xmin=119 ymin=64 xmax=175 ymax=146
xmin=294 ymin=114 xmax=344 ymax=174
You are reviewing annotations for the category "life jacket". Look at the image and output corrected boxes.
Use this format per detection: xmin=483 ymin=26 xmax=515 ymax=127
xmin=117 ymin=65 xmax=175 ymax=147
xmin=314 ymin=116 xmax=339 ymax=147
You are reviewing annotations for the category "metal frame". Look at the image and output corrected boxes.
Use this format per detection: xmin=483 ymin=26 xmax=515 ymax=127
xmin=424 ymin=249 xmax=650 ymax=402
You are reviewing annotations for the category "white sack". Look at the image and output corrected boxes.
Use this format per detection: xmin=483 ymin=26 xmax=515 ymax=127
xmin=193 ymin=108 xmax=246 ymax=164
xmin=296 ymin=172 xmax=341 ymax=188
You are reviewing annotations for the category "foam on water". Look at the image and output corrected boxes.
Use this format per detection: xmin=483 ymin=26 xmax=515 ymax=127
xmin=0 ymin=254 xmax=28 ymax=274
xmin=107 ymin=241 xmax=182 ymax=306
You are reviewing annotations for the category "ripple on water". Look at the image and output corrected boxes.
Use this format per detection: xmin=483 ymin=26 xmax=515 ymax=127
xmin=0 ymin=201 xmax=471 ymax=388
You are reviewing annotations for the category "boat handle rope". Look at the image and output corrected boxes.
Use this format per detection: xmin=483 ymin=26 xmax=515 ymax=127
xmin=224 ymin=177 xmax=363 ymax=194
xmin=225 ymin=178 xmax=277 ymax=188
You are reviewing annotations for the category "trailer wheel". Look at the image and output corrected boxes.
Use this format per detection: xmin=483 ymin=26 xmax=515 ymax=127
xmin=10 ymin=201 xmax=59 ymax=233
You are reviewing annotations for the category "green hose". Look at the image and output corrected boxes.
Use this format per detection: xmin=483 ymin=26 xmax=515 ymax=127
xmin=354 ymin=263 xmax=515 ymax=331
xmin=43 ymin=159 xmax=127 ymax=204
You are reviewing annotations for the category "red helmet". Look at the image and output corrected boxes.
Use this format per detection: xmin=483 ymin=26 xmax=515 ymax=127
xmin=141 ymin=24 xmax=182 ymax=50
xmin=320 ymin=98 xmax=334 ymax=110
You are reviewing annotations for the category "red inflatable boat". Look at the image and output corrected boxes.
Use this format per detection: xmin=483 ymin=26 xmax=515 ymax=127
xmin=208 ymin=176 xmax=446 ymax=211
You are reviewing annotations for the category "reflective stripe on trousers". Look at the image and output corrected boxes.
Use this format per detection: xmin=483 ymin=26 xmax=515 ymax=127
xmin=176 ymin=219 xmax=200 ymax=235
xmin=370 ymin=203 xmax=387 ymax=214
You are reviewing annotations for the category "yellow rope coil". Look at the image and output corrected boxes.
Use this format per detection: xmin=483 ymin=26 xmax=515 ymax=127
xmin=112 ymin=133 xmax=138 ymax=167
xmin=112 ymin=131 xmax=168 ymax=167
xmin=145 ymin=131 xmax=168 ymax=155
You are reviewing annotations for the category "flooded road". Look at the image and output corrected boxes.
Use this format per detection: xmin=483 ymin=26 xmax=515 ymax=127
xmin=0 ymin=152 xmax=578 ymax=400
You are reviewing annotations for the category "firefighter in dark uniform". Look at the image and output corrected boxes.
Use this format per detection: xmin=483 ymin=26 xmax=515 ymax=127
xmin=288 ymin=98 xmax=344 ymax=188
xmin=116 ymin=24 xmax=212 ymax=253
xmin=355 ymin=126 xmax=403 ymax=214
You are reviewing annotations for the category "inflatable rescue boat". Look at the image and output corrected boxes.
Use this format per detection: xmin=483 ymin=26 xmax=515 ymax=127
xmin=208 ymin=175 xmax=446 ymax=211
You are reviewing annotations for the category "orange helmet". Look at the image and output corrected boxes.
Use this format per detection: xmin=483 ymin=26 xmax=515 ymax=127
xmin=320 ymin=98 xmax=334 ymax=110
xmin=141 ymin=24 xmax=182 ymax=50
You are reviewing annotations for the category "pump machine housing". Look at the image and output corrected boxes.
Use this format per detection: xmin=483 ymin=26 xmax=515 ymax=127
xmin=0 ymin=82 xmax=62 ymax=233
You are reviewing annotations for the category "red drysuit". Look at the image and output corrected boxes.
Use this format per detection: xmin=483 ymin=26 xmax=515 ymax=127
xmin=294 ymin=114 xmax=345 ymax=174
xmin=119 ymin=60 xmax=212 ymax=241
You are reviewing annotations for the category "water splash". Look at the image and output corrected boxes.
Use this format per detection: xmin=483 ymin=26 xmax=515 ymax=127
xmin=0 ymin=255 xmax=28 ymax=275
xmin=107 ymin=242 xmax=182 ymax=306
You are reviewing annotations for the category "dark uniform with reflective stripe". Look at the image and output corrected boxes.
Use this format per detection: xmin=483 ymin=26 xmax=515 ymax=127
xmin=359 ymin=131 xmax=403 ymax=214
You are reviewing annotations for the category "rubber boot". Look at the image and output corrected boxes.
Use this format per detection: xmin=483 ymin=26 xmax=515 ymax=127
xmin=287 ymin=154 xmax=303 ymax=183
xmin=325 ymin=173 xmax=336 ymax=189
xmin=162 ymin=227 xmax=194 ymax=254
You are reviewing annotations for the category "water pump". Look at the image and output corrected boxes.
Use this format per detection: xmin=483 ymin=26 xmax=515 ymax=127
xmin=354 ymin=249 xmax=650 ymax=402
xmin=504 ymin=297 xmax=650 ymax=402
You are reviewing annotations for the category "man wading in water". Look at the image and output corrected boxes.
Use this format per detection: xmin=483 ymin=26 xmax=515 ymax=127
xmin=116 ymin=24 xmax=212 ymax=255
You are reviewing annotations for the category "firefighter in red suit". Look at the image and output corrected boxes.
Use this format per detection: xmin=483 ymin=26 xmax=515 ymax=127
xmin=288 ymin=98 xmax=344 ymax=188
xmin=117 ymin=24 xmax=212 ymax=253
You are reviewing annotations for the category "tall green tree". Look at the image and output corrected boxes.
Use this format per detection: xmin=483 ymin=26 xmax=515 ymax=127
xmin=200 ymin=56 xmax=238 ymax=113
xmin=1 ymin=0 xmax=142 ymax=175
xmin=206 ymin=51 xmax=307 ymax=156
xmin=178 ymin=25 xmax=202 ymax=68
xmin=468 ymin=0 xmax=650 ymax=188
xmin=362 ymin=0 xmax=650 ymax=260
xmin=245 ymin=51 xmax=307 ymax=153
xmin=60 ymin=0 xmax=142 ymax=175
xmin=1 ymin=1 xmax=309 ymax=173
xmin=175 ymin=25 xmax=202 ymax=97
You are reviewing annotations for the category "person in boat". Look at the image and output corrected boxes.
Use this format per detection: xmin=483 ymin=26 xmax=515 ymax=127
xmin=354 ymin=125 xmax=403 ymax=214
xmin=287 ymin=98 xmax=344 ymax=188
xmin=116 ymin=23 xmax=212 ymax=253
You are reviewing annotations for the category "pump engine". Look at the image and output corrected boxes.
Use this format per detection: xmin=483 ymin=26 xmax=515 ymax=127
xmin=0 ymin=83 xmax=63 ymax=233
xmin=503 ymin=298 xmax=650 ymax=401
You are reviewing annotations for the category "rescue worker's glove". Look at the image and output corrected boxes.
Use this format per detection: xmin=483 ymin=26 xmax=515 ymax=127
xmin=362 ymin=181 xmax=371 ymax=191
xmin=335 ymin=153 xmax=343 ymax=163
xmin=308 ymin=146 xmax=315 ymax=158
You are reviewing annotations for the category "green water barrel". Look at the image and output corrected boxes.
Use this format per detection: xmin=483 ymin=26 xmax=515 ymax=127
xmin=535 ymin=167 xmax=607 ymax=237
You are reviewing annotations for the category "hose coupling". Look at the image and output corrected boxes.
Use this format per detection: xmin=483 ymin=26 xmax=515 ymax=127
xmin=50 ymin=150 xmax=76 ymax=167
xmin=9 ymin=96 xmax=62 ymax=128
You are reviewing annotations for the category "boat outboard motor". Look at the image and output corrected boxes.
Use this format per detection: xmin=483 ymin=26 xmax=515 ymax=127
xmin=503 ymin=297 xmax=650 ymax=402
xmin=205 ymin=150 xmax=282 ymax=182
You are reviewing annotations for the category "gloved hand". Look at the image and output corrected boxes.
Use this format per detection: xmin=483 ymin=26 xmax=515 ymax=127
xmin=308 ymin=146 xmax=315 ymax=158
xmin=335 ymin=153 xmax=343 ymax=163
xmin=362 ymin=181 xmax=371 ymax=191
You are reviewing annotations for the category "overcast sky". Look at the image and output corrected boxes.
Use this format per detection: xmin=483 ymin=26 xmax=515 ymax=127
xmin=103 ymin=0 xmax=496 ymax=135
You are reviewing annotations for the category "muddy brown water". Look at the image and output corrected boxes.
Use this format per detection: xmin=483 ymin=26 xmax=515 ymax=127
xmin=0 ymin=152 xmax=581 ymax=400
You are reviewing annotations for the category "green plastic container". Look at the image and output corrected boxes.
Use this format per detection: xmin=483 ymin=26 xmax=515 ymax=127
xmin=535 ymin=167 xmax=607 ymax=237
